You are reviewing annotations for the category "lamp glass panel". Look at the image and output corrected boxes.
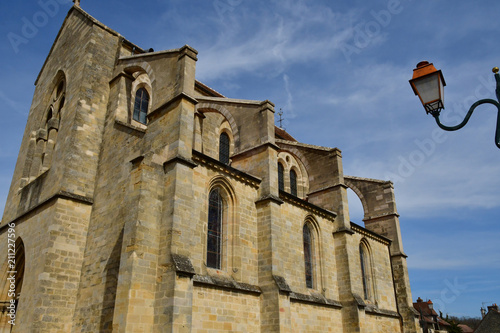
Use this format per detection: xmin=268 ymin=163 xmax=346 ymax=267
xmin=414 ymin=73 xmax=441 ymax=105
xmin=438 ymin=74 xmax=444 ymax=105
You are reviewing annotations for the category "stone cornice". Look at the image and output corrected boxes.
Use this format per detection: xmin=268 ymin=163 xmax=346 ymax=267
xmin=273 ymin=275 xmax=341 ymax=308
xmin=192 ymin=150 xmax=261 ymax=188
xmin=307 ymin=183 xmax=348 ymax=196
xmin=163 ymin=155 xmax=198 ymax=170
xmin=109 ymin=71 xmax=135 ymax=85
xmin=365 ymin=305 xmax=401 ymax=319
xmin=390 ymin=252 xmax=408 ymax=259
xmin=279 ymin=191 xmax=337 ymax=222
xmin=332 ymin=227 xmax=355 ymax=236
xmin=147 ymin=92 xmax=198 ymax=123
xmin=230 ymin=142 xmax=280 ymax=160
xmin=0 ymin=191 xmax=94 ymax=233
xmin=193 ymin=275 xmax=261 ymax=295
xmin=363 ymin=212 xmax=400 ymax=223
xmin=196 ymin=96 xmax=265 ymax=106
xmin=171 ymin=254 xmax=196 ymax=277
xmin=351 ymin=222 xmax=391 ymax=245
xmin=115 ymin=120 xmax=146 ymax=135
xmin=289 ymin=292 xmax=342 ymax=309
xmin=276 ymin=139 xmax=340 ymax=154
xmin=344 ymin=175 xmax=392 ymax=185
xmin=255 ymin=194 xmax=284 ymax=206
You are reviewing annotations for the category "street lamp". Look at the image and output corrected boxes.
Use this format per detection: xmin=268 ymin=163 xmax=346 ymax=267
xmin=409 ymin=61 xmax=500 ymax=149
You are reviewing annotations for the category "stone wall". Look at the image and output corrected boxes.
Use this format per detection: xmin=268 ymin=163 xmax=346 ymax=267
xmin=0 ymin=5 xmax=421 ymax=333
xmin=192 ymin=285 xmax=260 ymax=332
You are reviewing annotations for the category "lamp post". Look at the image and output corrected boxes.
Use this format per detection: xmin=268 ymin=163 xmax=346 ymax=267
xmin=409 ymin=61 xmax=500 ymax=149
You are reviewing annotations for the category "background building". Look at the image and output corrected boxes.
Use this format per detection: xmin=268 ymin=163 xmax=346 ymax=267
xmin=0 ymin=5 xmax=420 ymax=332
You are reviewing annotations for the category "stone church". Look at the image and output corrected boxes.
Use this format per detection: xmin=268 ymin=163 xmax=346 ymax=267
xmin=0 ymin=4 xmax=421 ymax=333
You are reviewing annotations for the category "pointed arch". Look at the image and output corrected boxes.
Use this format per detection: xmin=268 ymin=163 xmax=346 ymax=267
xmin=303 ymin=223 xmax=314 ymax=288
xmin=133 ymin=87 xmax=149 ymax=124
xmin=278 ymin=162 xmax=285 ymax=192
xmin=302 ymin=216 xmax=322 ymax=290
xmin=359 ymin=238 xmax=375 ymax=302
xmin=290 ymin=168 xmax=297 ymax=196
xmin=206 ymin=176 xmax=237 ymax=272
xmin=219 ymin=132 xmax=230 ymax=164
xmin=123 ymin=62 xmax=156 ymax=87
xmin=197 ymin=103 xmax=240 ymax=148
xmin=344 ymin=178 xmax=369 ymax=220
xmin=276 ymin=151 xmax=309 ymax=197
xmin=207 ymin=188 xmax=223 ymax=269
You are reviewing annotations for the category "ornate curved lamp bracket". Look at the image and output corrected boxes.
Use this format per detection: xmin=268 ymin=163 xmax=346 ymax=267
xmin=430 ymin=71 xmax=500 ymax=149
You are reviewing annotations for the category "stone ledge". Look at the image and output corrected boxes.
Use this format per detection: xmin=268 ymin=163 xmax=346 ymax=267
xmin=279 ymin=190 xmax=337 ymax=222
xmin=273 ymin=275 xmax=342 ymax=309
xmin=332 ymin=227 xmax=355 ymax=236
xmin=344 ymin=175 xmax=392 ymax=185
xmin=307 ymin=184 xmax=348 ymax=197
xmin=273 ymin=275 xmax=292 ymax=293
xmin=276 ymin=138 xmax=339 ymax=153
xmin=352 ymin=294 xmax=400 ymax=318
xmin=163 ymin=155 xmax=198 ymax=170
xmin=351 ymin=222 xmax=391 ymax=245
xmin=192 ymin=150 xmax=261 ymax=188
xmin=255 ymin=194 xmax=283 ymax=206
xmin=290 ymin=292 xmax=342 ymax=309
xmin=115 ymin=119 xmax=146 ymax=134
xmin=171 ymin=254 xmax=196 ymax=277
xmin=365 ymin=304 xmax=401 ymax=319
xmin=147 ymin=92 xmax=199 ymax=123
xmin=0 ymin=191 xmax=94 ymax=233
xmin=196 ymin=96 xmax=265 ymax=106
xmin=193 ymin=275 xmax=261 ymax=295
xmin=363 ymin=212 xmax=401 ymax=223
xmin=230 ymin=142 xmax=281 ymax=160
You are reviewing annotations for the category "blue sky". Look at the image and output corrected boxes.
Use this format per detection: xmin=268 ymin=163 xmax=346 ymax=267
xmin=1 ymin=0 xmax=499 ymax=318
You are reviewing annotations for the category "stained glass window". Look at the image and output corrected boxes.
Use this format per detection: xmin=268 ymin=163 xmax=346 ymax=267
xmin=219 ymin=132 xmax=230 ymax=164
xmin=133 ymin=88 xmax=149 ymax=124
xmin=278 ymin=163 xmax=284 ymax=192
xmin=207 ymin=189 xmax=223 ymax=269
xmin=290 ymin=169 xmax=297 ymax=196
xmin=303 ymin=224 xmax=313 ymax=288
xmin=360 ymin=243 xmax=370 ymax=299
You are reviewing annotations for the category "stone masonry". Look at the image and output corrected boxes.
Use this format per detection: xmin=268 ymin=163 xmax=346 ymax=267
xmin=0 ymin=5 xmax=420 ymax=333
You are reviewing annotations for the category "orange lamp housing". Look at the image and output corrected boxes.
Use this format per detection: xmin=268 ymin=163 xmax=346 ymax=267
xmin=409 ymin=61 xmax=446 ymax=114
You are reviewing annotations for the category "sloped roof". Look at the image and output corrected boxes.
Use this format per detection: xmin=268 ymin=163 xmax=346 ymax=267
xmin=413 ymin=299 xmax=450 ymax=326
xmin=475 ymin=308 xmax=500 ymax=333
xmin=457 ymin=324 xmax=474 ymax=333
xmin=275 ymin=126 xmax=297 ymax=142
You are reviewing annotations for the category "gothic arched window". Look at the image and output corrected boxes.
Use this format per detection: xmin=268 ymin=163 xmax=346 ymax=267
xmin=360 ymin=241 xmax=374 ymax=300
xmin=133 ymin=88 xmax=149 ymax=124
xmin=207 ymin=188 xmax=223 ymax=269
xmin=278 ymin=163 xmax=284 ymax=192
xmin=219 ymin=132 xmax=230 ymax=165
xmin=290 ymin=169 xmax=297 ymax=196
xmin=303 ymin=224 xmax=314 ymax=288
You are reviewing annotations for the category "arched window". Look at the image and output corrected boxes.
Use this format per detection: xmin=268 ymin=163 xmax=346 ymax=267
xmin=133 ymin=88 xmax=149 ymax=124
xmin=219 ymin=132 xmax=230 ymax=165
xmin=278 ymin=163 xmax=284 ymax=192
xmin=359 ymin=242 xmax=374 ymax=300
xmin=303 ymin=224 xmax=314 ymax=288
xmin=207 ymin=188 xmax=223 ymax=269
xmin=290 ymin=169 xmax=297 ymax=196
